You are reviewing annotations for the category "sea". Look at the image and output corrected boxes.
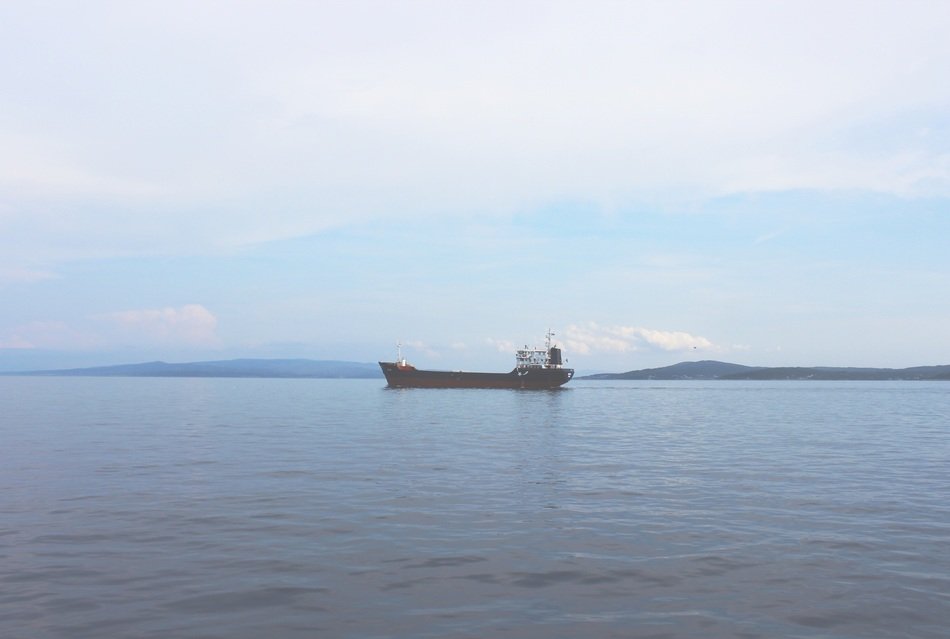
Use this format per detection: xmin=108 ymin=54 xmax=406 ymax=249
xmin=1 ymin=377 xmax=948 ymax=639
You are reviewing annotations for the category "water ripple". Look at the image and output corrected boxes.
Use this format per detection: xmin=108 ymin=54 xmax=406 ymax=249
xmin=1 ymin=378 xmax=949 ymax=638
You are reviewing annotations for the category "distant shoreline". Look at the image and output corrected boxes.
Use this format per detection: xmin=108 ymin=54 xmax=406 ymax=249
xmin=579 ymin=360 xmax=950 ymax=381
xmin=0 ymin=358 xmax=384 ymax=379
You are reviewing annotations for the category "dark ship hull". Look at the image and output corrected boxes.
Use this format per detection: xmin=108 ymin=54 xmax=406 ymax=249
xmin=379 ymin=362 xmax=574 ymax=389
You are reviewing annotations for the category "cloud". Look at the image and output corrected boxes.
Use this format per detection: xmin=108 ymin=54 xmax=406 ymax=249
xmin=401 ymin=339 xmax=439 ymax=358
xmin=98 ymin=304 xmax=220 ymax=347
xmin=634 ymin=327 xmax=715 ymax=351
xmin=0 ymin=267 xmax=58 ymax=284
xmin=1 ymin=305 xmax=220 ymax=352
xmin=2 ymin=1 xmax=950 ymax=267
xmin=564 ymin=322 xmax=715 ymax=355
xmin=485 ymin=338 xmax=516 ymax=354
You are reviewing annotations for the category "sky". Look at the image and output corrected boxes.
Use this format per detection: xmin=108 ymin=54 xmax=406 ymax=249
xmin=2 ymin=0 xmax=950 ymax=372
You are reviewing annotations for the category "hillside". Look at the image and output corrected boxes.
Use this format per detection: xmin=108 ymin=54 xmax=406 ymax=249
xmin=580 ymin=361 xmax=950 ymax=381
xmin=582 ymin=360 xmax=762 ymax=380
xmin=721 ymin=365 xmax=950 ymax=381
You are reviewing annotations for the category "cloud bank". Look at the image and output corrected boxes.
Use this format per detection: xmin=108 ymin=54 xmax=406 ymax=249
xmin=2 ymin=1 xmax=949 ymax=267
xmin=564 ymin=323 xmax=715 ymax=356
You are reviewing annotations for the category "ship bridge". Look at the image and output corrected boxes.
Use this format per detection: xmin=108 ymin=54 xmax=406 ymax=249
xmin=515 ymin=330 xmax=565 ymax=370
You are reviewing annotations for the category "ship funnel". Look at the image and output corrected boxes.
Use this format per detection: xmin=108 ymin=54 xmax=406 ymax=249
xmin=548 ymin=346 xmax=562 ymax=366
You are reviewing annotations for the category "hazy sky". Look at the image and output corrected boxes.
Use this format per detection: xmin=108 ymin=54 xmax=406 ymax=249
xmin=3 ymin=1 xmax=950 ymax=372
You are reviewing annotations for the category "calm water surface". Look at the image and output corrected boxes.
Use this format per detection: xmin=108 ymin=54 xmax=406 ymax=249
xmin=2 ymin=378 xmax=949 ymax=638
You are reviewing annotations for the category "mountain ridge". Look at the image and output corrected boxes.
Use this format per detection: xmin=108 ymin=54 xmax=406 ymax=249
xmin=1 ymin=358 xmax=384 ymax=379
xmin=580 ymin=360 xmax=950 ymax=381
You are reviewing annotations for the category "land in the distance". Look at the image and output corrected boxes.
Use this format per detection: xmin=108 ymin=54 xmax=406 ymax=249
xmin=580 ymin=360 xmax=950 ymax=381
xmin=3 ymin=358 xmax=950 ymax=380
xmin=1 ymin=359 xmax=383 ymax=379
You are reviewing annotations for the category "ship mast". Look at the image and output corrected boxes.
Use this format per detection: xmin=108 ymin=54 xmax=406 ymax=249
xmin=544 ymin=329 xmax=565 ymax=369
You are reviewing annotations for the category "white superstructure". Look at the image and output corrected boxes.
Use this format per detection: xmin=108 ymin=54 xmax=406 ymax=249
xmin=515 ymin=329 xmax=564 ymax=370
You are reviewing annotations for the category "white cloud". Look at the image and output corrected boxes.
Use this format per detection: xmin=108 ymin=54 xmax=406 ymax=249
xmin=402 ymin=339 xmax=439 ymax=358
xmin=634 ymin=327 xmax=715 ymax=352
xmin=98 ymin=304 xmax=220 ymax=347
xmin=564 ymin=322 xmax=715 ymax=355
xmin=2 ymin=1 xmax=950 ymax=265
xmin=0 ymin=267 xmax=58 ymax=284
xmin=485 ymin=338 xmax=516 ymax=354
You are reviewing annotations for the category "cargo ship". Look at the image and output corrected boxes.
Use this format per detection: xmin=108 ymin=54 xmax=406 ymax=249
xmin=379 ymin=331 xmax=574 ymax=389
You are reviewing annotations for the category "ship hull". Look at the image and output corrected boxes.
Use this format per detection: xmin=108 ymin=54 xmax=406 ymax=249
xmin=379 ymin=362 xmax=573 ymax=389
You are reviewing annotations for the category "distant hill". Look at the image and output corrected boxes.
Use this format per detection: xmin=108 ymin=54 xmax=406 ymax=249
xmin=580 ymin=360 xmax=950 ymax=381
xmin=3 ymin=359 xmax=384 ymax=379
xmin=582 ymin=360 xmax=762 ymax=380
xmin=720 ymin=365 xmax=950 ymax=381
